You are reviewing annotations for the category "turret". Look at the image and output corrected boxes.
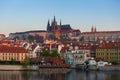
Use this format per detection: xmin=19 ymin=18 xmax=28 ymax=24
xmin=91 ymin=26 xmax=94 ymax=32
xmin=54 ymin=16 xmax=56 ymax=23
xmin=47 ymin=20 xmax=50 ymax=31
xmin=94 ymin=27 xmax=96 ymax=32
xmin=52 ymin=16 xmax=57 ymax=31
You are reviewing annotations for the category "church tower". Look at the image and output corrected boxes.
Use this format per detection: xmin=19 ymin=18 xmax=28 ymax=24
xmin=47 ymin=20 xmax=50 ymax=31
xmin=51 ymin=16 xmax=57 ymax=31
xmin=94 ymin=27 xmax=96 ymax=32
xmin=91 ymin=26 xmax=94 ymax=32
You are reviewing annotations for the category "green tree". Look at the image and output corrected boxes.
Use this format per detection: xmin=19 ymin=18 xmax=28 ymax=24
xmin=50 ymin=50 xmax=60 ymax=57
xmin=34 ymin=34 xmax=44 ymax=43
xmin=21 ymin=57 xmax=30 ymax=67
xmin=41 ymin=50 xmax=50 ymax=56
xmin=110 ymin=60 xmax=118 ymax=65
xmin=28 ymin=35 xmax=34 ymax=43
xmin=11 ymin=58 xmax=16 ymax=65
xmin=41 ymin=50 xmax=60 ymax=57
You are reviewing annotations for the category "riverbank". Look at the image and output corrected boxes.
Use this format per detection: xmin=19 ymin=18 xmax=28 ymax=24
xmin=0 ymin=65 xmax=120 ymax=71
xmin=75 ymin=64 xmax=120 ymax=71
xmin=39 ymin=68 xmax=71 ymax=73
xmin=98 ymin=65 xmax=120 ymax=71
xmin=0 ymin=65 xmax=38 ymax=71
xmin=0 ymin=65 xmax=71 ymax=73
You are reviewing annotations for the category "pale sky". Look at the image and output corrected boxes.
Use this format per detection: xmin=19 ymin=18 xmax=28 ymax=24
xmin=0 ymin=0 xmax=120 ymax=36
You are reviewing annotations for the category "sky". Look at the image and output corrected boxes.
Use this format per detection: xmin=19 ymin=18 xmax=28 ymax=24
xmin=0 ymin=0 xmax=120 ymax=36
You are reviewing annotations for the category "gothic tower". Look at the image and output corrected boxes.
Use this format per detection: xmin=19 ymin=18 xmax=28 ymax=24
xmin=47 ymin=20 xmax=50 ymax=31
xmin=51 ymin=16 xmax=57 ymax=31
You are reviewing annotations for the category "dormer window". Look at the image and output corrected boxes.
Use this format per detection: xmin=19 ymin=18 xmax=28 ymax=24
xmin=75 ymin=46 xmax=78 ymax=50
xmin=69 ymin=46 xmax=73 ymax=50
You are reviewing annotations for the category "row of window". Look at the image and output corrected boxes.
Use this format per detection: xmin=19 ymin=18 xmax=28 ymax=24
xmin=0 ymin=56 xmax=25 ymax=61
xmin=96 ymin=49 xmax=119 ymax=51
xmin=0 ymin=53 xmax=26 ymax=56
xmin=0 ymin=57 xmax=19 ymax=61
xmin=97 ymin=53 xmax=120 ymax=56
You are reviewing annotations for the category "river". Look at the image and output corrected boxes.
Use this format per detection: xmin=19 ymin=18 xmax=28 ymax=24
xmin=0 ymin=70 xmax=120 ymax=80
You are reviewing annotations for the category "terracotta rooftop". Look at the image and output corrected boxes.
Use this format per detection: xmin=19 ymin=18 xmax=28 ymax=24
xmin=0 ymin=45 xmax=28 ymax=53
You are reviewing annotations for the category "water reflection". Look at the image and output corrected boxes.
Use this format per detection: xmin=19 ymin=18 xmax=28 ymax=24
xmin=0 ymin=70 xmax=120 ymax=80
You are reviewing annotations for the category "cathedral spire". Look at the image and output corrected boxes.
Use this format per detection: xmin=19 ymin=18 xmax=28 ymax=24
xmin=60 ymin=19 xmax=62 ymax=26
xmin=47 ymin=20 xmax=50 ymax=26
xmin=94 ymin=26 xmax=96 ymax=32
xmin=54 ymin=16 xmax=56 ymax=22
xmin=47 ymin=20 xmax=50 ymax=31
xmin=91 ymin=26 xmax=94 ymax=32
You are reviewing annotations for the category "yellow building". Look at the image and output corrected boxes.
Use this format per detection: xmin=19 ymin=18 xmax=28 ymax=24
xmin=96 ymin=42 xmax=120 ymax=63
xmin=0 ymin=45 xmax=28 ymax=62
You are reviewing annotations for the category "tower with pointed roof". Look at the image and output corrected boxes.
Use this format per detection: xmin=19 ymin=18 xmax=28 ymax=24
xmin=47 ymin=20 xmax=50 ymax=32
xmin=51 ymin=16 xmax=57 ymax=31
xmin=46 ymin=16 xmax=78 ymax=40
xmin=91 ymin=26 xmax=94 ymax=32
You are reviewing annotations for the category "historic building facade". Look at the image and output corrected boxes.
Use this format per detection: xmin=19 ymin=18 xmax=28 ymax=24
xmin=9 ymin=30 xmax=46 ymax=40
xmin=64 ymin=44 xmax=91 ymax=66
xmin=0 ymin=45 xmax=28 ymax=61
xmin=80 ymin=27 xmax=120 ymax=42
xmin=0 ymin=34 xmax=5 ymax=41
xmin=47 ymin=16 xmax=81 ymax=40
xmin=96 ymin=42 xmax=120 ymax=63
xmin=9 ymin=16 xmax=80 ymax=42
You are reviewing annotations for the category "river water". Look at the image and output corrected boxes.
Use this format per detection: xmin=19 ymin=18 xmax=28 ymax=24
xmin=0 ymin=70 xmax=120 ymax=80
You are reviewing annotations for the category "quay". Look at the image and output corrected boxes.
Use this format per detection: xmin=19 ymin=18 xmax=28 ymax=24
xmin=75 ymin=64 xmax=120 ymax=71
xmin=98 ymin=65 xmax=120 ymax=71
xmin=0 ymin=65 xmax=120 ymax=71
xmin=39 ymin=68 xmax=71 ymax=74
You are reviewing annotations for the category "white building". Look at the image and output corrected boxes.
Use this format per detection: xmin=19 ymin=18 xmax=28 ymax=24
xmin=65 ymin=45 xmax=91 ymax=66
xmin=73 ymin=49 xmax=91 ymax=65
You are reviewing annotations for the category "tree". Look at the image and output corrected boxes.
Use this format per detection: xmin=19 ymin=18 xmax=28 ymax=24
xmin=28 ymin=35 xmax=34 ymax=43
xmin=21 ymin=57 xmax=30 ymax=67
xmin=79 ymin=36 xmax=85 ymax=42
xmin=110 ymin=60 xmax=118 ymax=65
xmin=50 ymin=50 xmax=60 ymax=57
xmin=34 ymin=34 xmax=44 ymax=43
xmin=22 ymin=35 xmax=26 ymax=40
xmin=41 ymin=50 xmax=60 ymax=57
xmin=11 ymin=58 xmax=16 ymax=64
xmin=41 ymin=50 xmax=50 ymax=56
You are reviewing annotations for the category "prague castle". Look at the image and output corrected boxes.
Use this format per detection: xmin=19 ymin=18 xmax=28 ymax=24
xmin=80 ymin=27 xmax=120 ymax=42
xmin=9 ymin=16 xmax=81 ymax=41
xmin=46 ymin=16 xmax=80 ymax=40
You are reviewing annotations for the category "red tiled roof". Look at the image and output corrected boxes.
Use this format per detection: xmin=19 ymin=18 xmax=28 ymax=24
xmin=72 ymin=29 xmax=81 ymax=32
xmin=31 ymin=57 xmax=64 ymax=64
xmin=98 ymin=42 xmax=120 ymax=48
xmin=60 ymin=47 xmax=69 ymax=53
xmin=0 ymin=34 xmax=5 ymax=36
xmin=0 ymin=45 xmax=28 ymax=53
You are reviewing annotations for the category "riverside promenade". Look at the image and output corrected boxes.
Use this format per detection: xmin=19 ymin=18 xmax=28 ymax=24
xmin=0 ymin=65 xmax=38 ymax=71
xmin=0 ymin=65 xmax=120 ymax=71
xmin=0 ymin=65 xmax=71 ymax=74
xmin=98 ymin=65 xmax=120 ymax=71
